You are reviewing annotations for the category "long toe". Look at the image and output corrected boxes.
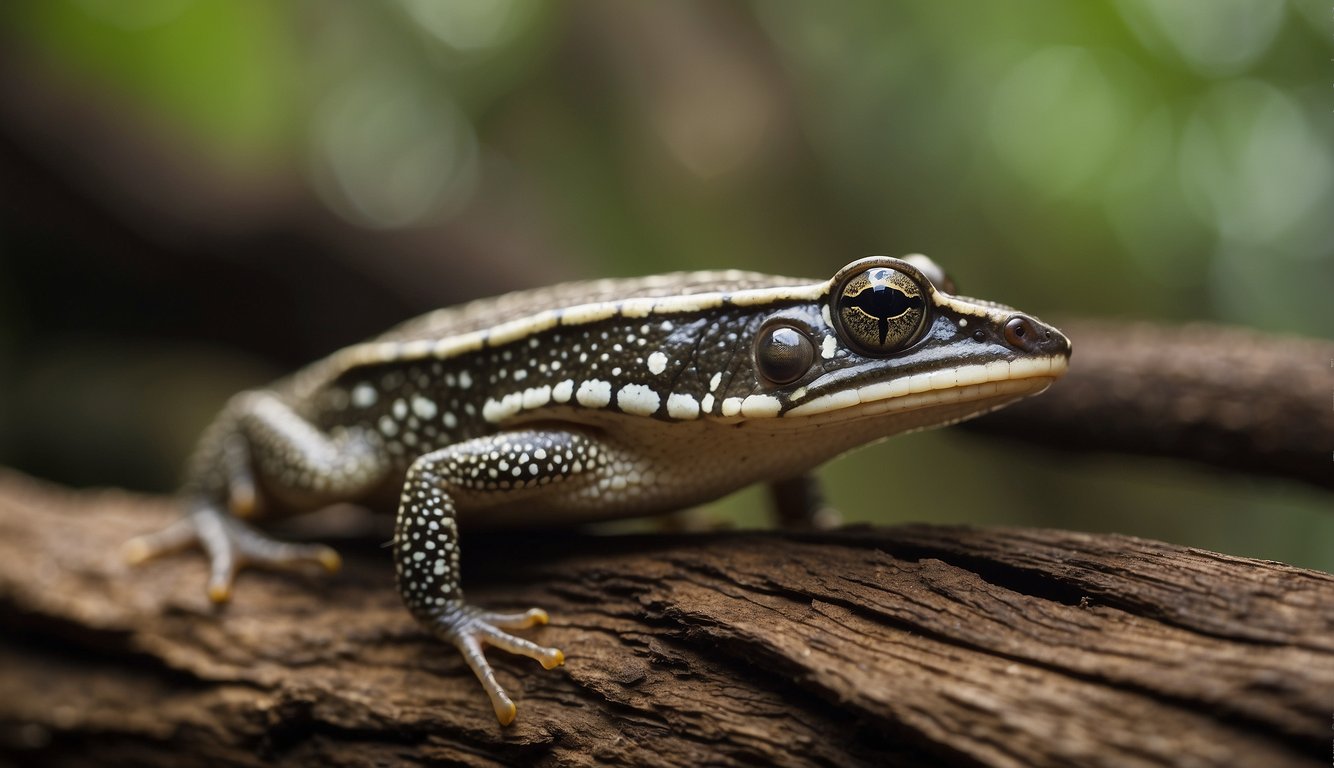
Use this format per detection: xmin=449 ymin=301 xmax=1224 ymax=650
xmin=436 ymin=604 xmax=564 ymax=725
xmin=125 ymin=501 xmax=341 ymax=602
xmin=123 ymin=518 xmax=200 ymax=565
xmin=472 ymin=607 xmax=549 ymax=630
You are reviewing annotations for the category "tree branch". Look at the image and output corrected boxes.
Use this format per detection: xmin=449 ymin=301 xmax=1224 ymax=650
xmin=968 ymin=320 xmax=1334 ymax=490
xmin=1 ymin=471 xmax=1330 ymax=767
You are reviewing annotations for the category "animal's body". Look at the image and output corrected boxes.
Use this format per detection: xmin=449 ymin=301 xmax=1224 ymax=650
xmin=126 ymin=255 xmax=1070 ymax=724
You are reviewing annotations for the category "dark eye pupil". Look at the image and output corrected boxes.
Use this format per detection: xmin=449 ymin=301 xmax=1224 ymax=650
xmin=832 ymin=266 xmax=928 ymax=356
xmin=844 ymin=284 xmax=924 ymax=345
xmin=756 ymin=325 xmax=813 ymax=385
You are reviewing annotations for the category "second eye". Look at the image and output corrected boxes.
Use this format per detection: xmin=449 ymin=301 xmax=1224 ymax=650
xmin=755 ymin=325 xmax=815 ymax=385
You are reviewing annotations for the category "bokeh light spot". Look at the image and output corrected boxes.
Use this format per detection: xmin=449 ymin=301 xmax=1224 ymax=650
xmin=1103 ymin=107 xmax=1209 ymax=291
xmin=988 ymin=46 xmax=1136 ymax=200
xmin=397 ymin=0 xmax=521 ymax=54
xmin=1116 ymin=0 xmax=1285 ymax=78
xmin=310 ymin=70 xmax=479 ymax=229
xmin=1178 ymin=79 xmax=1332 ymax=246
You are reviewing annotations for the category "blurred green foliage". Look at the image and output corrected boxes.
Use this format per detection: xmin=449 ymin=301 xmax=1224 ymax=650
xmin=4 ymin=0 xmax=1331 ymax=568
xmin=15 ymin=0 xmax=299 ymax=161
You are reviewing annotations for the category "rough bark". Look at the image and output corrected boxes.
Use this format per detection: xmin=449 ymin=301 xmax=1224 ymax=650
xmin=968 ymin=320 xmax=1334 ymax=490
xmin=1 ymin=471 xmax=1331 ymax=767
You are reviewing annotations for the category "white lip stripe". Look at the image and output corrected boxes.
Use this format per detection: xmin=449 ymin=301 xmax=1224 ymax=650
xmin=785 ymin=355 xmax=1067 ymax=417
xmin=852 ymin=377 xmax=1048 ymax=419
xmin=954 ymin=364 xmax=988 ymax=387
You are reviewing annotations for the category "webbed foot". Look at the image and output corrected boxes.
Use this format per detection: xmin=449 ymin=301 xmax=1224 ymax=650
xmin=123 ymin=503 xmax=341 ymax=602
xmin=434 ymin=604 xmax=564 ymax=725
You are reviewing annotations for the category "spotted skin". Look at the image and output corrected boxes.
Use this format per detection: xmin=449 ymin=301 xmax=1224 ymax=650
xmin=126 ymin=255 xmax=1071 ymax=726
xmin=393 ymin=432 xmax=597 ymax=722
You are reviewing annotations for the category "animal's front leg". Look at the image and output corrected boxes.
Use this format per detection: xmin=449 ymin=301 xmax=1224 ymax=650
xmin=396 ymin=430 xmax=617 ymax=725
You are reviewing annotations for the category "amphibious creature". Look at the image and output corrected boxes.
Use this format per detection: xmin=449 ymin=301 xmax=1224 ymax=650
xmin=126 ymin=255 xmax=1070 ymax=724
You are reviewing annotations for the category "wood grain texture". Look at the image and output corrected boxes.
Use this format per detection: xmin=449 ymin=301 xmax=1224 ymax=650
xmin=0 ymin=470 xmax=1330 ymax=767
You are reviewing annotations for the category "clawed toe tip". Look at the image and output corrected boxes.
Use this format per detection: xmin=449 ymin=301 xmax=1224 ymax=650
xmin=541 ymin=648 xmax=565 ymax=670
xmin=122 ymin=540 xmax=152 ymax=565
xmin=317 ymin=549 xmax=343 ymax=573
xmin=229 ymin=496 xmax=257 ymax=519
xmin=207 ymin=583 xmax=233 ymax=604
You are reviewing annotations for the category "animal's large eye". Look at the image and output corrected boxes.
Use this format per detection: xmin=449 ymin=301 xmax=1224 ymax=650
xmin=832 ymin=266 xmax=927 ymax=356
xmin=755 ymin=324 xmax=814 ymax=385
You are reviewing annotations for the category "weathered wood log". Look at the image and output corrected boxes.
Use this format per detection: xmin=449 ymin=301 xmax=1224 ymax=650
xmin=968 ymin=320 xmax=1334 ymax=491
xmin=1 ymin=469 xmax=1331 ymax=767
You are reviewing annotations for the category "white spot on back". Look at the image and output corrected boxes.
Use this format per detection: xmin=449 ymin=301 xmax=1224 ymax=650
xmin=483 ymin=392 xmax=523 ymax=423
xmin=666 ymin=393 xmax=700 ymax=420
xmin=411 ymin=395 xmax=437 ymax=420
xmin=522 ymin=385 xmax=552 ymax=409
xmin=646 ymin=352 xmax=668 ymax=376
xmin=709 ymin=372 xmax=722 ymax=391
xmin=576 ymin=379 xmax=612 ymax=408
xmin=616 ymin=383 xmax=661 ymax=416
xmin=352 ymin=383 xmax=377 ymax=408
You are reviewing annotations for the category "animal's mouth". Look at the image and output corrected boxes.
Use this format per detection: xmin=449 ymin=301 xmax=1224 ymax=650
xmin=782 ymin=354 xmax=1069 ymax=422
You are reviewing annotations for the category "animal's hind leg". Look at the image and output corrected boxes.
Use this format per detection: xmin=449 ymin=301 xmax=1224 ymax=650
xmin=126 ymin=391 xmax=390 ymax=601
